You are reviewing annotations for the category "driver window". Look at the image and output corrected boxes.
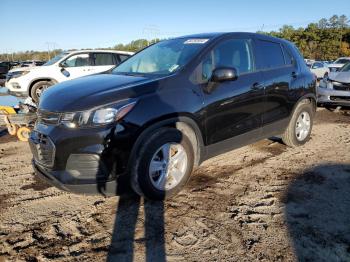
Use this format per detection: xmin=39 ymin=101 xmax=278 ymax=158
xmin=63 ymin=54 xmax=90 ymax=67
xmin=191 ymin=39 xmax=254 ymax=84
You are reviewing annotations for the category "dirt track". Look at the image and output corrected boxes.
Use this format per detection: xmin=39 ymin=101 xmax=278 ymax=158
xmin=0 ymin=108 xmax=350 ymax=262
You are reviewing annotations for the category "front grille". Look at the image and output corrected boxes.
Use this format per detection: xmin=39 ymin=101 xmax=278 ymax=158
xmin=333 ymin=83 xmax=350 ymax=91
xmin=37 ymin=110 xmax=61 ymax=125
xmin=330 ymin=96 xmax=350 ymax=102
xmin=29 ymin=131 xmax=55 ymax=167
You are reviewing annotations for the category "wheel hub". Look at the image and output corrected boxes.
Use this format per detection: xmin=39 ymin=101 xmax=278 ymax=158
xmin=295 ymin=111 xmax=311 ymax=141
xmin=149 ymin=143 xmax=188 ymax=191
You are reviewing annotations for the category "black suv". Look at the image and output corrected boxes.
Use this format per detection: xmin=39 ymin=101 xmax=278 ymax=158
xmin=29 ymin=33 xmax=316 ymax=200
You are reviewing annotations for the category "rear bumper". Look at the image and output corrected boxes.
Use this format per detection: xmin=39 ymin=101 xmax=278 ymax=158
xmin=32 ymin=160 xmax=119 ymax=195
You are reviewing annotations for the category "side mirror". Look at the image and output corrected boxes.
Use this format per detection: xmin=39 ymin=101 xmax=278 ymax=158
xmin=59 ymin=62 xmax=66 ymax=68
xmin=211 ymin=67 xmax=238 ymax=82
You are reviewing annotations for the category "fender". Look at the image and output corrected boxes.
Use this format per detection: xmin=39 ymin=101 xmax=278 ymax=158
xmin=291 ymin=93 xmax=317 ymax=117
xmin=28 ymin=77 xmax=59 ymax=96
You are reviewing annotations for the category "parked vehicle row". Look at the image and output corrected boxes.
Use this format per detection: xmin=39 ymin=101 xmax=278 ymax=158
xmin=28 ymin=32 xmax=316 ymax=200
xmin=5 ymin=50 xmax=133 ymax=102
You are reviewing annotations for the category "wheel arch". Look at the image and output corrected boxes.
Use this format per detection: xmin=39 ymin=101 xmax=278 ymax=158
xmin=128 ymin=116 xmax=206 ymax=173
xmin=291 ymin=93 xmax=317 ymax=116
xmin=28 ymin=78 xmax=58 ymax=98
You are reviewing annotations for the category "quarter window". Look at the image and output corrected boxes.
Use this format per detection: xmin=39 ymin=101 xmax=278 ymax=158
xmin=258 ymin=40 xmax=285 ymax=69
xmin=282 ymin=46 xmax=294 ymax=65
xmin=118 ymin=54 xmax=130 ymax=62
xmin=63 ymin=54 xmax=90 ymax=67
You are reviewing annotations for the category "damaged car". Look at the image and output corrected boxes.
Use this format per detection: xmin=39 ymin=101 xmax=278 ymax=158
xmin=318 ymin=62 xmax=350 ymax=110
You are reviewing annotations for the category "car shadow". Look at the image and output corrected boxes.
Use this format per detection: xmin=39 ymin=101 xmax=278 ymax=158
xmin=284 ymin=164 xmax=350 ymax=261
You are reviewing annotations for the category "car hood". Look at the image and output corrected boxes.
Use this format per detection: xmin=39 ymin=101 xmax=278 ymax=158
xmin=39 ymin=73 xmax=161 ymax=112
xmin=329 ymin=71 xmax=350 ymax=83
xmin=9 ymin=65 xmax=47 ymax=73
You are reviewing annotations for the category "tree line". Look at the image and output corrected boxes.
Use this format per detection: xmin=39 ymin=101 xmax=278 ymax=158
xmin=1 ymin=15 xmax=349 ymax=62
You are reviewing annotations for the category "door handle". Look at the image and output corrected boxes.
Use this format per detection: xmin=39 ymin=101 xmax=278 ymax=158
xmin=251 ymin=82 xmax=264 ymax=91
xmin=291 ymin=71 xmax=297 ymax=78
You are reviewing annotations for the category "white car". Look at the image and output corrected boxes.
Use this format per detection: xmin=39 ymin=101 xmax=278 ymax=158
xmin=308 ymin=61 xmax=330 ymax=79
xmin=327 ymin=57 xmax=350 ymax=73
xmin=5 ymin=50 xmax=134 ymax=102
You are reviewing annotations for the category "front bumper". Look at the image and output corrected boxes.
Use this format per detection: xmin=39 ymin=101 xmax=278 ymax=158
xmin=5 ymin=79 xmax=29 ymax=97
xmin=29 ymin=122 xmax=135 ymax=196
xmin=32 ymin=160 xmax=119 ymax=195
xmin=317 ymin=83 xmax=350 ymax=107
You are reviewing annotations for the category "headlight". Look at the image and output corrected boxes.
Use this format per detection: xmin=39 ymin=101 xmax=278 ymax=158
xmin=7 ymin=70 xmax=30 ymax=79
xmin=59 ymin=100 xmax=137 ymax=128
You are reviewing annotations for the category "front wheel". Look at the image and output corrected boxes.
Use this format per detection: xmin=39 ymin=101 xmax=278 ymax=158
xmin=282 ymin=100 xmax=314 ymax=147
xmin=30 ymin=81 xmax=53 ymax=103
xmin=131 ymin=128 xmax=194 ymax=200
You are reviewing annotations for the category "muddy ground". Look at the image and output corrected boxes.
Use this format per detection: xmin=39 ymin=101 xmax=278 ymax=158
xmin=0 ymin=108 xmax=350 ymax=262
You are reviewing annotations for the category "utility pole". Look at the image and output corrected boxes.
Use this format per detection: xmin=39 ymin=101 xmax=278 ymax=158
xmin=45 ymin=42 xmax=51 ymax=60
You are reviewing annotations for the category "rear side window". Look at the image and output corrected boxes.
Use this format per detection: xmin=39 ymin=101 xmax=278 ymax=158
xmin=92 ymin=53 xmax=117 ymax=66
xmin=258 ymin=40 xmax=285 ymax=69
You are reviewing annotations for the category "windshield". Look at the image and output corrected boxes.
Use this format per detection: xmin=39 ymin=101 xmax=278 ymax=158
xmin=112 ymin=38 xmax=210 ymax=76
xmin=340 ymin=62 xmax=350 ymax=72
xmin=335 ymin=58 xmax=350 ymax=64
xmin=44 ymin=52 xmax=69 ymax=66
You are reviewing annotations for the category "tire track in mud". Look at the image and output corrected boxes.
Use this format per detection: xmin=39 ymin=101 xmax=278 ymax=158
xmin=1 ymin=108 xmax=350 ymax=261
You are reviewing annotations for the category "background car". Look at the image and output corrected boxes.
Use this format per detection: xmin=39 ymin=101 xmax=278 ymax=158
xmin=5 ymin=50 xmax=134 ymax=102
xmin=318 ymin=62 xmax=350 ymax=110
xmin=0 ymin=61 xmax=13 ymax=86
xmin=327 ymin=57 xmax=350 ymax=72
xmin=308 ymin=61 xmax=330 ymax=79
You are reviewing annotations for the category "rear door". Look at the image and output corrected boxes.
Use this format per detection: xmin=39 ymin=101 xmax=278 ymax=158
xmin=255 ymin=39 xmax=297 ymax=134
xmin=197 ymin=37 xmax=265 ymax=149
xmin=90 ymin=52 xmax=119 ymax=74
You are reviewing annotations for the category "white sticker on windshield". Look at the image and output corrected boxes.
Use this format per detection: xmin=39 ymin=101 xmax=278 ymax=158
xmin=169 ymin=64 xmax=179 ymax=72
xmin=184 ymin=39 xmax=209 ymax=44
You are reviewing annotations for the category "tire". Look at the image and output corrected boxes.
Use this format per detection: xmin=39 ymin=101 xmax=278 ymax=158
xmin=17 ymin=127 xmax=31 ymax=142
xmin=282 ymin=100 xmax=314 ymax=147
xmin=131 ymin=127 xmax=194 ymax=200
xmin=30 ymin=81 xmax=53 ymax=103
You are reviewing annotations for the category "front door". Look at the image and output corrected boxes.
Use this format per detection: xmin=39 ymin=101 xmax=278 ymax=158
xmin=59 ymin=53 xmax=95 ymax=81
xmin=196 ymin=38 xmax=265 ymax=154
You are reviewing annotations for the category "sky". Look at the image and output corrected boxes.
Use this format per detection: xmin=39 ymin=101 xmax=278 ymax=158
xmin=0 ymin=0 xmax=349 ymax=53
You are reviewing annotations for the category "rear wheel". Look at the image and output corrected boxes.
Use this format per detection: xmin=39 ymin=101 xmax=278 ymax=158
xmin=30 ymin=81 xmax=53 ymax=103
xmin=131 ymin=128 xmax=194 ymax=200
xmin=282 ymin=100 xmax=314 ymax=147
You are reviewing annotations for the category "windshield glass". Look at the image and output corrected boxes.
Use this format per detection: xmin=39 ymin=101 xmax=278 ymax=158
xmin=340 ymin=62 xmax=350 ymax=72
xmin=112 ymin=38 xmax=210 ymax=76
xmin=335 ymin=58 xmax=350 ymax=64
xmin=44 ymin=52 xmax=69 ymax=66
